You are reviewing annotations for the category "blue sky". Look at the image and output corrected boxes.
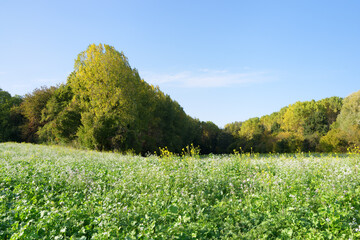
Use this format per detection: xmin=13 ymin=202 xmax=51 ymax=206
xmin=1 ymin=0 xmax=359 ymax=127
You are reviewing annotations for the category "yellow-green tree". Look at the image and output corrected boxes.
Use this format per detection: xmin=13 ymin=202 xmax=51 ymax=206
xmin=335 ymin=90 xmax=360 ymax=146
xmin=281 ymin=100 xmax=318 ymax=135
xmin=68 ymin=43 xmax=144 ymax=150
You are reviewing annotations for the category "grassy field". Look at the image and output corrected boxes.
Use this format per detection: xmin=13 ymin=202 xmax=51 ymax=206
xmin=1 ymin=143 xmax=360 ymax=239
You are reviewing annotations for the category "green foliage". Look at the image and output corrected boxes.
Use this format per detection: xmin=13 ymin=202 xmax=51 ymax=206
xmin=224 ymin=121 xmax=242 ymax=135
xmin=281 ymin=100 xmax=318 ymax=134
xmin=0 ymin=89 xmax=23 ymax=142
xmin=37 ymin=43 xmax=209 ymax=154
xmin=0 ymin=42 xmax=357 ymax=154
xmin=226 ymin=96 xmax=346 ymax=153
xmin=303 ymin=111 xmax=329 ymax=136
xmin=270 ymin=122 xmax=281 ymax=134
xmin=68 ymin=43 xmax=140 ymax=150
xmin=216 ymin=131 xmax=234 ymax=153
xmin=318 ymin=91 xmax=359 ymax=152
xmin=317 ymin=96 xmax=343 ymax=125
xmin=2 ymin=143 xmax=360 ymax=239
xmin=38 ymin=82 xmax=81 ymax=144
xmin=336 ymin=90 xmax=360 ymax=145
xmin=238 ymin=117 xmax=265 ymax=140
xmin=273 ymin=132 xmax=303 ymax=153
xmin=319 ymin=128 xmax=349 ymax=152
xmin=20 ymin=86 xmax=57 ymax=142
xmin=199 ymin=121 xmax=221 ymax=154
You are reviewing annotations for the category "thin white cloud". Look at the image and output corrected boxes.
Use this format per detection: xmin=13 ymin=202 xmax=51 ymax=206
xmin=142 ymin=69 xmax=274 ymax=88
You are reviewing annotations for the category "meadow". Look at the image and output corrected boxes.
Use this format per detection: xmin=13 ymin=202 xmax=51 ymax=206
xmin=1 ymin=143 xmax=360 ymax=239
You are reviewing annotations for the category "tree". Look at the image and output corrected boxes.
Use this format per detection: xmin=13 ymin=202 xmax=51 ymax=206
xmin=38 ymin=82 xmax=81 ymax=143
xmin=303 ymin=111 xmax=329 ymax=136
xmin=281 ymin=100 xmax=318 ymax=135
xmin=200 ymin=121 xmax=221 ymax=154
xmin=0 ymin=89 xmax=23 ymax=142
xmin=224 ymin=121 xmax=242 ymax=136
xmin=317 ymin=96 xmax=343 ymax=126
xmin=216 ymin=131 xmax=234 ymax=153
xmin=236 ymin=117 xmax=266 ymax=152
xmin=20 ymin=86 xmax=56 ymax=142
xmin=319 ymin=128 xmax=349 ymax=152
xmin=68 ymin=43 xmax=145 ymax=150
xmin=62 ymin=43 xmax=204 ymax=153
xmin=274 ymin=132 xmax=303 ymax=153
xmin=334 ymin=90 xmax=360 ymax=146
xmin=238 ymin=117 xmax=265 ymax=141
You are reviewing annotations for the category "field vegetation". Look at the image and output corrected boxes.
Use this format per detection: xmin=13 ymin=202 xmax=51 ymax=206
xmin=1 ymin=143 xmax=360 ymax=239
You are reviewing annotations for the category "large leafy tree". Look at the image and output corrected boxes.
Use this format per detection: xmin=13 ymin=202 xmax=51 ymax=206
xmin=58 ymin=43 xmax=203 ymax=153
xmin=36 ymin=44 xmax=206 ymax=153
xmin=68 ymin=43 xmax=145 ymax=150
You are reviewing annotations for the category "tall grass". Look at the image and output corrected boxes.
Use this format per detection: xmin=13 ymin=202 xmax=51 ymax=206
xmin=1 ymin=142 xmax=360 ymax=239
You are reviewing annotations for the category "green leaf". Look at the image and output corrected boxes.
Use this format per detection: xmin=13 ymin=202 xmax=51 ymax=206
xmin=169 ymin=205 xmax=178 ymax=214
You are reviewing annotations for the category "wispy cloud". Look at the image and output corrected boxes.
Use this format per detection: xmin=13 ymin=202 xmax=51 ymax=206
xmin=141 ymin=69 xmax=274 ymax=88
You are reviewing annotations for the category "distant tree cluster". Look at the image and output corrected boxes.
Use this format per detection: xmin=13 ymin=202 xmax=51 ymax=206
xmin=0 ymin=43 xmax=359 ymax=154
xmin=225 ymin=93 xmax=360 ymax=153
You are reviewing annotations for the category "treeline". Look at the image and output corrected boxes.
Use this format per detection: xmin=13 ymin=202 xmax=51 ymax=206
xmin=1 ymin=43 xmax=359 ymax=154
xmin=0 ymin=44 xmax=232 ymax=154
xmin=225 ymin=92 xmax=360 ymax=153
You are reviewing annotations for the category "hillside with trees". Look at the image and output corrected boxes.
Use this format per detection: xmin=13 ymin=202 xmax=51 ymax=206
xmin=0 ymin=44 xmax=359 ymax=154
xmin=225 ymin=96 xmax=347 ymax=153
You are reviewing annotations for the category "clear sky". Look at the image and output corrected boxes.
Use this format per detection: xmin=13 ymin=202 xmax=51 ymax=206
xmin=1 ymin=0 xmax=359 ymax=127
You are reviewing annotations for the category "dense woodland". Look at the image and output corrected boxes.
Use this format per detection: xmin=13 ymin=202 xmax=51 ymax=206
xmin=1 ymin=44 xmax=359 ymax=154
